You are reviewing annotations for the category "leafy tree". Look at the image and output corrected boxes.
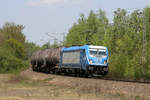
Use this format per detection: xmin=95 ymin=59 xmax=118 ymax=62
xmin=5 ymin=38 xmax=25 ymax=59
xmin=0 ymin=22 xmax=25 ymax=43
xmin=0 ymin=22 xmax=29 ymax=73
xmin=0 ymin=47 xmax=28 ymax=73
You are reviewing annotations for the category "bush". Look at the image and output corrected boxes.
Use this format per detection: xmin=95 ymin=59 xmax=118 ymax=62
xmin=109 ymin=54 xmax=126 ymax=79
xmin=5 ymin=38 xmax=25 ymax=59
xmin=0 ymin=47 xmax=28 ymax=73
xmin=0 ymin=22 xmax=30 ymax=73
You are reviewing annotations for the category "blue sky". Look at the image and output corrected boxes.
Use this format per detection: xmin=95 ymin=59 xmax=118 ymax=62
xmin=1 ymin=0 xmax=150 ymax=45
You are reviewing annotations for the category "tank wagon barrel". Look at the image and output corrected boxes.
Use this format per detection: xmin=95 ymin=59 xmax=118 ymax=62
xmin=31 ymin=47 xmax=62 ymax=72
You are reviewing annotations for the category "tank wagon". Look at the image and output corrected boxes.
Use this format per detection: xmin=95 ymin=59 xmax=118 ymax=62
xmin=31 ymin=47 xmax=62 ymax=72
xmin=59 ymin=45 xmax=109 ymax=75
xmin=31 ymin=45 xmax=109 ymax=76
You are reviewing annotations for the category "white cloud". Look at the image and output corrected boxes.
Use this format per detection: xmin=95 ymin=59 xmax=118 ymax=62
xmin=28 ymin=0 xmax=84 ymax=7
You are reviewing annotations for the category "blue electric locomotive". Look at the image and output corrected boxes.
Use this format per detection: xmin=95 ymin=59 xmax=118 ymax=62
xmin=59 ymin=45 xmax=109 ymax=75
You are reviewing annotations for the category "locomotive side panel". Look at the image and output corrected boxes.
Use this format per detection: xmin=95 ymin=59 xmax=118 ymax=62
xmin=60 ymin=50 xmax=81 ymax=68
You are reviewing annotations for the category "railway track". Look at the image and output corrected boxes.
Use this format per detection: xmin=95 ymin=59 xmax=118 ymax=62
xmin=34 ymin=69 xmax=150 ymax=85
xmin=99 ymin=77 xmax=150 ymax=85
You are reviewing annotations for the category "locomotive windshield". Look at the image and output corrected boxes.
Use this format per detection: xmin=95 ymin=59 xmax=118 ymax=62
xmin=90 ymin=49 xmax=106 ymax=57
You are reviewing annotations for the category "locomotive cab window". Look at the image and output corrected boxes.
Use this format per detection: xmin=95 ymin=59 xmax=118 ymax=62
xmin=90 ymin=50 xmax=106 ymax=57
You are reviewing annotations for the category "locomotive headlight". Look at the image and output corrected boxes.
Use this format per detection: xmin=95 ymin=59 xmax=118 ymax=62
xmin=89 ymin=59 xmax=93 ymax=64
xmin=104 ymin=60 xmax=107 ymax=64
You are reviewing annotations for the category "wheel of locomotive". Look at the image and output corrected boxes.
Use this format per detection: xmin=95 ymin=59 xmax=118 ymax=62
xmin=76 ymin=69 xmax=81 ymax=77
xmin=79 ymin=70 xmax=88 ymax=78
xmin=101 ymin=66 xmax=109 ymax=76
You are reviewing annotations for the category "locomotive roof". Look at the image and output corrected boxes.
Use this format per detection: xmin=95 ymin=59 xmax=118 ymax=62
xmin=62 ymin=45 xmax=107 ymax=52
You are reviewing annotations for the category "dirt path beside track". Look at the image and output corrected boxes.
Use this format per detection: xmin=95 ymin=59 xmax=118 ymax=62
xmin=0 ymin=68 xmax=149 ymax=100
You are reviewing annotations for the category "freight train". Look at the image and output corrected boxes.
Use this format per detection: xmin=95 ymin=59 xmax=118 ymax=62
xmin=31 ymin=45 xmax=109 ymax=76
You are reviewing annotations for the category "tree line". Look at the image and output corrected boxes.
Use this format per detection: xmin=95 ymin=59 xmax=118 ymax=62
xmin=0 ymin=22 xmax=40 ymax=73
xmin=64 ymin=7 xmax=150 ymax=80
